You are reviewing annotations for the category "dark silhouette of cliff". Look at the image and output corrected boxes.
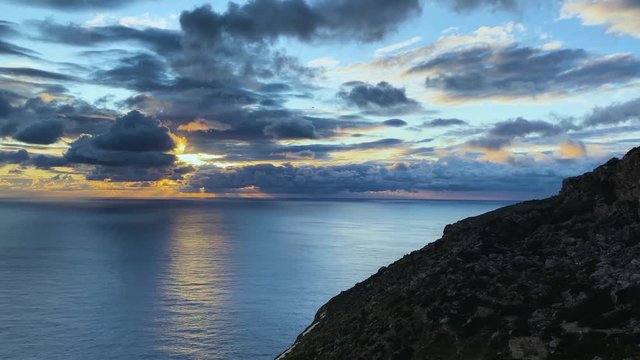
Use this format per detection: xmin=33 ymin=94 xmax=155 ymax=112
xmin=278 ymin=147 xmax=640 ymax=360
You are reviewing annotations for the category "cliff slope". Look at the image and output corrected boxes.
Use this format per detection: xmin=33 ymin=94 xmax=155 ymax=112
xmin=278 ymin=147 xmax=640 ymax=360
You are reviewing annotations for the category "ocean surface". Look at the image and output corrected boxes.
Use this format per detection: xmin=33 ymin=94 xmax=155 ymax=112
xmin=0 ymin=199 xmax=510 ymax=359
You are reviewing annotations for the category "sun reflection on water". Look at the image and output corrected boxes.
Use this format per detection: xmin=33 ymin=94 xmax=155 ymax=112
xmin=155 ymin=209 xmax=234 ymax=359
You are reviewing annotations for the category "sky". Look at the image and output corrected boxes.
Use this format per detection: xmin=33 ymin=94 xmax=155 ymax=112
xmin=0 ymin=0 xmax=639 ymax=200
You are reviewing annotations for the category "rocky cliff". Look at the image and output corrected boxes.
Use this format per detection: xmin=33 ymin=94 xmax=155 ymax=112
xmin=277 ymin=147 xmax=640 ymax=360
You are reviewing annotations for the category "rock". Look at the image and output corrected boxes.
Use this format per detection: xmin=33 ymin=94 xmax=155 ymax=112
xmin=277 ymin=147 xmax=640 ymax=360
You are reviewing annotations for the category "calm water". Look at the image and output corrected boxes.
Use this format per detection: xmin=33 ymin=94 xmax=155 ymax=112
xmin=0 ymin=199 xmax=509 ymax=359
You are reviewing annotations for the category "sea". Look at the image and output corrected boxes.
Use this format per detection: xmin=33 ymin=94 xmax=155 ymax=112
xmin=0 ymin=199 xmax=510 ymax=359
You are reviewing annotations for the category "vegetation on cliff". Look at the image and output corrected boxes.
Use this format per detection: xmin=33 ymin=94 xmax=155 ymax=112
xmin=278 ymin=147 xmax=640 ymax=360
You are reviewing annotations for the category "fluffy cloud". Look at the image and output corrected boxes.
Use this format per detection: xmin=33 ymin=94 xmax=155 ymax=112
xmin=582 ymin=97 xmax=640 ymax=127
xmin=14 ymin=120 xmax=65 ymax=145
xmin=466 ymin=117 xmax=567 ymax=151
xmin=414 ymin=45 xmax=640 ymax=100
xmin=62 ymin=111 xmax=186 ymax=182
xmin=0 ymin=93 xmax=118 ymax=143
xmin=179 ymin=1 xmax=421 ymax=44
xmin=338 ymin=81 xmax=422 ymax=115
xmin=91 ymin=111 xmax=175 ymax=152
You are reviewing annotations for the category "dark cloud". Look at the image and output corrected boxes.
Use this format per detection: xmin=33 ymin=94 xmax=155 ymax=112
xmin=61 ymin=111 xmax=186 ymax=182
xmin=14 ymin=120 xmax=65 ymax=145
xmin=93 ymin=53 xmax=172 ymax=91
xmin=0 ymin=21 xmax=38 ymax=59
xmin=65 ymin=136 xmax=176 ymax=168
xmin=267 ymin=138 xmax=405 ymax=160
xmin=85 ymin=164 xmax=194 ymax=182
xmin=180 ymin=1 xmax=421 ymax=44
xmin=422 ymin=118 xmax=467 ymax=127
xmin=583 ymin=97 xmax=640 ymax=127
xmin=0 ymin=67 xmax=79 ymax=82
xmin=0 ymin=149 xmax=29 ymax=164
xmin=468 ymin=117 xmax=566 ymax=150
xmin=383 ymin=119 xmax=408 ymax=127
xmin=0 ymin=93 xmax=118 ymax=142
xmin=0 ymin=20 xmax=18 ymax=37
xmin=0 ymin=92 xmax=13 ymax=118
xmin=412 ymin=44 xmax=640 ymax=99
xmin=489 ymin=117 xmax=563 ymax=138
xmin=0 ymin=40 xmax=38 ymax=58
xmin=260 ymin=83 xmax=292 ymax=93
xmin=338 ymin=81 xmax=421 ymax=115
xmin=33 ymin=21 xmax=182 ymax=54
xmin=180 ymin=109 xmax=390 ymax=147
xmin=263 ymin=118 xmax=317 ymax=139
xmin=185 ymin=154 xmax=600 ymax=198
xmin=30 ymin=154 xmax=69 ymax=169
xmin=92 ymin=111 xmax=175 ymax=152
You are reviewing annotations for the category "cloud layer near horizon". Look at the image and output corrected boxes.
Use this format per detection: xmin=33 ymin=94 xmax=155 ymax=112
xmin=0 ymin=0 xmax=639 ymax=199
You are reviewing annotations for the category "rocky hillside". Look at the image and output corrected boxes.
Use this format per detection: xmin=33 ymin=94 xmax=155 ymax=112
xmin=277 ymin=147 xmax=640 ymax=360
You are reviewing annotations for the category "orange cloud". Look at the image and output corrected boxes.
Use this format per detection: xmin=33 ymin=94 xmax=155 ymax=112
xmin=177 ymin=118 xmax=231 ymax=132
xmin=561 ymin=0 xmax=640 ymax=38
xmin=557 ymin=140 xmax=587 ymax=159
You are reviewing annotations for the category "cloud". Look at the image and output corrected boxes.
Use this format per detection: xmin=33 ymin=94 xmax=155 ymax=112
xmin=91 ymin=111 xmax=175 ymax=152
xmin=414 ymin=44 xmax=640 ymax=100
xmin=30 ymin=154 xmax=69 ymax=169
xmin=557 ymin=140 xmax=587 ymax=159
xmin=85 ymin=164 xmax=194 ymax=182
xmin=266 ymin=138 xmax=406 ymax=161
xmin=179 ymin=1 xmax=421 ymax=44
xmin=338 ymin=81 xmax=422 ymax=115
xmin=14 ymin=120 xmax=65 ymax=145
xmin=0 ymin=40 xmax=38 ymax=58
xmin=383 ymin=119 xmax=408 ymax=127
xmin=0 ymin=67 xmax=79 ymax=82
xmin=84 ymin=12 xmax=172 ymax=29
xmin=488 ymin=117 xmax=564 ymax=138
xmin=561 ymin=0 xmax=640 ymax=38
xmin=0 ymin=149 xmax=29 ymax=165
xmin=422 ymin=118 xmax=468 ymax=127
xmin=92 ymin=53 xmax=172 ymax=91
xmin=0 ymin=93 xmax=118 ymax=142
xmin=65 ymin=135 xmax=176 ymax=168
xmin=582 ymin=97 xmax=640 ymax=127
xmin=467 ymin=117 xmax=566 ymax=150
xmin=179 ymin=109 xmax=392 ymax=148
xmin=33 ymin=20 xmax=181 ymax=54
xmin=0 ymin=21 xmax=38 ymax=58
xmin=263 ymin=118 xmax=317 ymax=139
xmin=185 ymin=154 xmax=601 ymax=198
xmin=0 ymin=92 xmax=12 ymax=118
xmin=374 ymin=36 xmax=422 ymax=57
xmin=61 ymin=111 xmax=186 ymax=182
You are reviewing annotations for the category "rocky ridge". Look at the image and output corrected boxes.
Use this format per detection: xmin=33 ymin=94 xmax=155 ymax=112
xmin=277 ymin=147 xmax=640 ymax=360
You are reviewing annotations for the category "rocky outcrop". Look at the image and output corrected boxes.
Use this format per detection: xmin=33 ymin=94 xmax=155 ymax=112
xmin=277 ymin=147 xmax=640 ymax=360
